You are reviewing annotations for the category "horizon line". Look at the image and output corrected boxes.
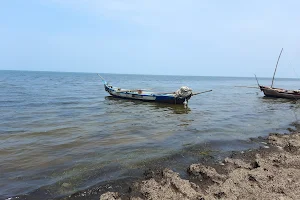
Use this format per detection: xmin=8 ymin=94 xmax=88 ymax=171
xmin=1 ymin=69 xmax=299 ymax=80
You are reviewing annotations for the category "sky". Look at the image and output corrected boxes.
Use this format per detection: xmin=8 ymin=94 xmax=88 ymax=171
xmin=0 ymin=0 xmax=300 ymax=77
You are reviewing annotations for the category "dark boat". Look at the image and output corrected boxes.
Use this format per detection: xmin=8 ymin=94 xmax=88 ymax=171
xmin=256 ymin=48 xmax=299 ymax=100
xmin=259 ymin=86 xmax=300 ymax=99
xmin=98 ymin=74 xmax=212 ymax=105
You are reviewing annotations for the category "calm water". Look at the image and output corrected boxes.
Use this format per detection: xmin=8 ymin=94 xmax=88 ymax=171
xmin=1 ymin=70 xmax=300 ymax=199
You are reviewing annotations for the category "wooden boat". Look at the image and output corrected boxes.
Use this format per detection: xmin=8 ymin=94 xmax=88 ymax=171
xmin=256 ymin=48 xmax=300 ymax=100
xmin=259 ymin=86 xmax=300 ymax=99
xmin=98 ymin=74 xmax=212 ymax=105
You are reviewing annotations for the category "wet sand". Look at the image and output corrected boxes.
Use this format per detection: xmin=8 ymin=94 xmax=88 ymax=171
xmin=99 ymin=130 xmax=300 ymax=200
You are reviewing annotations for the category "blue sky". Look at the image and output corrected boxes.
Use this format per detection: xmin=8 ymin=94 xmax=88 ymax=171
xmin=0 ymin=0 xmax=300 ymax=77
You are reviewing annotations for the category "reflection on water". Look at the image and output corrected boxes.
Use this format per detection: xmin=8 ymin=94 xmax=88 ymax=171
xmin=105 ymin=96 xmax=191 ymax=114
xmin=259 ymin=97 xmax=299 ymax=121
xmin=151 ymin=103 xmax=191 ymax=114
xmin=261 ymin=96 xmax=298 ymax=103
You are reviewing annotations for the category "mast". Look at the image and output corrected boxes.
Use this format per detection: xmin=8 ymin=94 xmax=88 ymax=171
xmin=271 ymin=48 xmax=283 ymax=88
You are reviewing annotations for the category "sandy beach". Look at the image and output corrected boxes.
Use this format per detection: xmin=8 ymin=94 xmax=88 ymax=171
xmin=100 ymin=128 xmax=300 ymax=200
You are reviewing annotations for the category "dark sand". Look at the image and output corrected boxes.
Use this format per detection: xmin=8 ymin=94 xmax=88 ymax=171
xmin=100 ymin=131 xmax=300 ymax=200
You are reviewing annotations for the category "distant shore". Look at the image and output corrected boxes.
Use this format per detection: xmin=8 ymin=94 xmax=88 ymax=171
xmin=99 ymin=128 xmax=300 ymax=200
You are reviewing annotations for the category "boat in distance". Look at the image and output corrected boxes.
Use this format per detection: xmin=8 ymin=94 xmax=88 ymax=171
xmin=259 ymin=86 xmax=300 ymax=100
xmin=255 ymin=48 xmax=300 ymax=100
xmin=97 ymin=74 xmax=212 ymax=105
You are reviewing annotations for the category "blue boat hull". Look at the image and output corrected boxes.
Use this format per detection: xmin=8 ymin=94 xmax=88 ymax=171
xmin=104 ymin=84 xmax=190 ymax=104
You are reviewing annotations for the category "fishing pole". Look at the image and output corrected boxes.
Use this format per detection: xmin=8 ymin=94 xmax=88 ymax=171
xmin=97 ymin=74 xmax=107 ymax=84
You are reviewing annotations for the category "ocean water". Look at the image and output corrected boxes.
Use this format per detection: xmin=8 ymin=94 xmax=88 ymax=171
xmin=0 ymin=70 xmax=299 ymax=199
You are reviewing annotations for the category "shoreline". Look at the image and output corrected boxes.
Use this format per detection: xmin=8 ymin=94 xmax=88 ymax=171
xmin=56 ymin=139 xmax=266 ymax=200
xmin=13 ymin=124 xmax=299 ymax=200
xmin=97 ymin=128 xmax=300 ymax=200
xmin=12 ymin=137 xmax=265 ymax=200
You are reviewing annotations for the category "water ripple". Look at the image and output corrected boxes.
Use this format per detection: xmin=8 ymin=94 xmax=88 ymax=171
xmin=1 ymin=71 xmax=299 ymax=199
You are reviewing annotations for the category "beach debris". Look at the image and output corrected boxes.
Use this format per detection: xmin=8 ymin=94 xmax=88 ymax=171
xmin=137 ymin=168 xmax=204 ymax=200
xmin=187 ymin=164 xmax=226 ymax=184
xmin=224 ymin=157 xmax=252 ymax=169
xmin=61 ymin=182 xmax=72 ymax=188
xmin=100 ymin=192 xmax=121 ymax=200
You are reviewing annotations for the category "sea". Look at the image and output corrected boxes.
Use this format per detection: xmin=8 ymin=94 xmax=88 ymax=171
xmin=1 ymin=70 xmax=300 ymax=200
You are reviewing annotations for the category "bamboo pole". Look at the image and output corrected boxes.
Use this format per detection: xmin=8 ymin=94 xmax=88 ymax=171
xmin=254 ymin=74 xmax=260 ymax=88
xmin=234 ymin=86 xmax=259 ymax=88
xmin=97 ymin=74 xmax=107 ymax=84
xmin=271 ymin=48 xmax=283 ymax=88
xmin=192 ymin=90 xmax=213 ymax=95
